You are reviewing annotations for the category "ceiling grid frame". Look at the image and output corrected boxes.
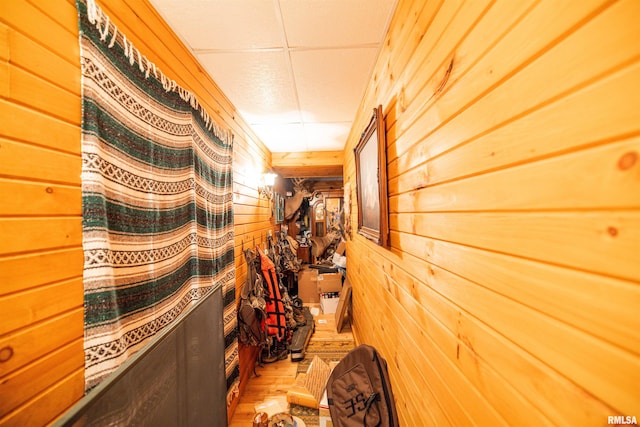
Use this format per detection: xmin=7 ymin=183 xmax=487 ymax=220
xmin=150 ymin=0 xmax=398 ymax=153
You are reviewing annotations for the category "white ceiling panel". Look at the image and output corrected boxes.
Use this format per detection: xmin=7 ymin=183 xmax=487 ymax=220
xmin=150 ymin=0 xmax=283 ymax=50
xmin=196 ymin=51 xmax=299 ymax=124
xmin=292 ymin=47 xmax=378 ymax=123
xmin=149 ymin=0 xmax=398 ymax=153
xmin=304 ymin=123 xmax=351 ymax=151
xmin=280 ymin=0 xmax=396 ymax=48
xmin=250 ymin=123 xmax=307 ymax=153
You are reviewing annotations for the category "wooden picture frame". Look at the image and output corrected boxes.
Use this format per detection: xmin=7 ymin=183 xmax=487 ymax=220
xmin=274 ymin=193 xmax=285 ymax=224
xmin=354 ymin=105 xmax=389 ymax=247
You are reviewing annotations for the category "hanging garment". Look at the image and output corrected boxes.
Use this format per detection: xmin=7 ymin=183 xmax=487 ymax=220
xmin=257 ymin=246 xmax=287 ymax=342
xmin=237 ymin=248 xmax=266 ymax=347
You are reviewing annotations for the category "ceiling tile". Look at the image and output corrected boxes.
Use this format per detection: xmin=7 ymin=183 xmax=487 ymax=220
xmin=149 ymin=0 xmax=398 ymax=154
xmin=304 ymin=123 xmax=351 ymax=151
xmin=197 ymin=51 xmax=299 ymax=124
xmin=280 ymin=0 xmax=397 ymax=48
xmin=150 ymin=0 xmax=283 ymax=50
xmin=250 ymin=123 xmax=307 ymax=153
xmin=292 ymin=47 xmax=378 ymax=123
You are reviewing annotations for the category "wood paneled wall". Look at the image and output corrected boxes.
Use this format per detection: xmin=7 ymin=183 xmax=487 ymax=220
xmin=344 ymin=0 xmax=640 ymax=425
xmin=0 ymin=0 xmax=273 ymax=424
xmin=0 ymin=1 xmax=84 ymax=424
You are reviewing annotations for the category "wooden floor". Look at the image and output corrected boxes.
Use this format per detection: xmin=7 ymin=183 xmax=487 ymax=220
xmin=229 ymin=305 xmax=354 ymax=426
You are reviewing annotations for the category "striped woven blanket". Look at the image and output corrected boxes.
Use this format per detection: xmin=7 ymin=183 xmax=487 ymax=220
xmin=77 ymin=0 xmax=239 ymax=401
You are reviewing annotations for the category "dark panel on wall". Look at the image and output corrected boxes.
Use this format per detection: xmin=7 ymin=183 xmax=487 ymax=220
xmin=54 ymin=287 xmax=228 ymax=427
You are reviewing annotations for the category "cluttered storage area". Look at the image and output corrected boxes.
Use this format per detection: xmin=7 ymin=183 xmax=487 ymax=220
xmin=233 ymin=177 xmax=398 ymax=427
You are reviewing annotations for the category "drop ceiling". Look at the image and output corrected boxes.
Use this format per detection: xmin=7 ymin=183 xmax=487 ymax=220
xmin=149 ymin=0 xmax=397 ymax=153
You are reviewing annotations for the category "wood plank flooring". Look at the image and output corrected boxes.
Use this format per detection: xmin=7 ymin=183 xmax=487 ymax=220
xmin=229 ymin=305 xmax=354 ymax=426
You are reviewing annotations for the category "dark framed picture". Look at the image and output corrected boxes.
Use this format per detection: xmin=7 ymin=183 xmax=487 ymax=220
xmin=354 ymin=105 xmax=389 ymax=247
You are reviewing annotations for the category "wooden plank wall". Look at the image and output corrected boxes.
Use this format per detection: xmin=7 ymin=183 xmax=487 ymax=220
xmin=0 ymin=0 xmax=274 ymax=424
xmin=0 ymin=1 xmax=84 ymax=424
xmin=344 ymin=0 xmax=640 ymax=425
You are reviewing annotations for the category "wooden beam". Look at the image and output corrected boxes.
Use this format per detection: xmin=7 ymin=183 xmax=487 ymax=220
xmin=272 ymin=151 xmax=344 ymax=178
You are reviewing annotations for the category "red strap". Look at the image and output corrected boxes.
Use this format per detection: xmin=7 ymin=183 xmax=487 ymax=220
xmin=258 ymin=247 xmax=287 ymax=341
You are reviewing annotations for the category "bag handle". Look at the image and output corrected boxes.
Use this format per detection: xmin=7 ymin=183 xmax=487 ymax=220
xmin=363 ymin=392 xmax=381 ymax=427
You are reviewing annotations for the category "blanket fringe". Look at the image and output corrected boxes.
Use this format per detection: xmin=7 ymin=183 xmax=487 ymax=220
xmin=84 ymin=0 xmax=233 ymax=147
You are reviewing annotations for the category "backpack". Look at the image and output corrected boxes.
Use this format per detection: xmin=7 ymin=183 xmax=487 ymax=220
xmin=257 ymin=246 xmax=288 ymax=342
xmin=326 ymin=344 xmax=399 ymax=427
xmin=237 ymin=248 xmax=266 ymax=347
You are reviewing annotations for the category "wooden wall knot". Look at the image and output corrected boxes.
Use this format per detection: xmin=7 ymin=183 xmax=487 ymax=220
xmin=399 ymin=86 xmax=407 ymax=112
xmin=0 ymin=346 xmax=14 ymax=363
xmin=617 ymin=151 xmax=637 ymax=170
xmin=434 ymin=58 xmax=454 ymax=97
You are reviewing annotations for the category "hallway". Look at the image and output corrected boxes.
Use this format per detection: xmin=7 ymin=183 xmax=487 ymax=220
xmin=228 ymin=307 xmax=354 ymax=427
xmin=1 ymin=0 xmax=639 ymax=425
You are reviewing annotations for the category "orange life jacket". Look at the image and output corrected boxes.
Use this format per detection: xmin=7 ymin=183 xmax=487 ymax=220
xmin=257 ymin=246 xmax=287 ymax=341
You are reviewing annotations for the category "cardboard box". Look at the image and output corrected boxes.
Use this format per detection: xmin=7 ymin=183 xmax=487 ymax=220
xmin=286 ymin=373 xmax=319 ymax=409
xmin=317 ymin=272 xmax=342 ymax=293
xmin=335 ymin=240 xmax=346 ymax=256
xmin=298 ymin=267 xmax=319 ymax=303
xmin=286 ymin=356 xmax=331 ymax=409
xmin=320 ymin=294 xmax=340 ymax=314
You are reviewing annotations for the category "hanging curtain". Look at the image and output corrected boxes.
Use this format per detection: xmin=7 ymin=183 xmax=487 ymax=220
xmin=76 ymin=0 xmax=239 ymax=402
